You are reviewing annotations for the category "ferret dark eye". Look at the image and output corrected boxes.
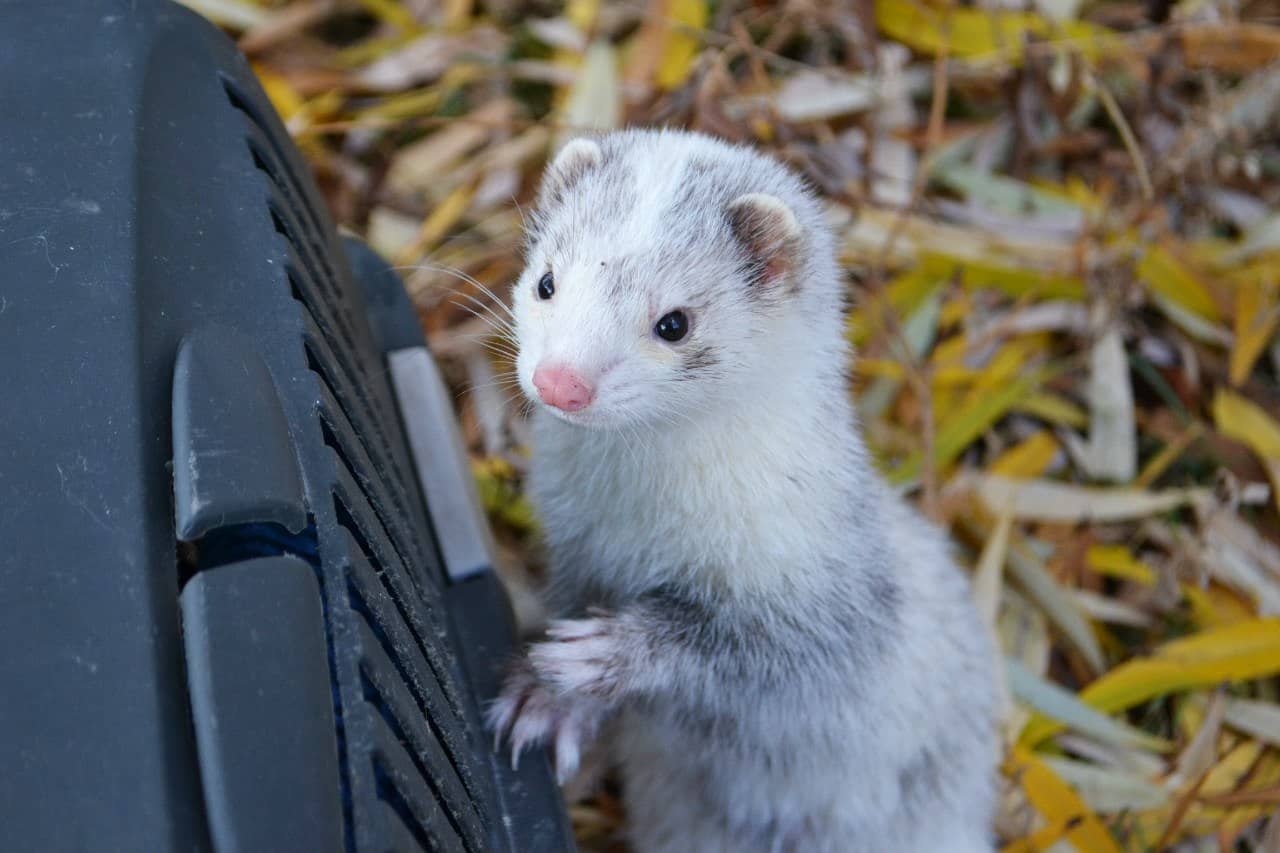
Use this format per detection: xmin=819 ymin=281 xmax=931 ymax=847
xmin=654 ymin=311 xmax=689 ymax=343
xmin=537 ymin=271 xmax=555 ymax=300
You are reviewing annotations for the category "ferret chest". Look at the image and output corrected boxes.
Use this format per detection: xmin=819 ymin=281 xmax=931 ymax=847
xmin=530 ymin=420 xmax=836 ymax=595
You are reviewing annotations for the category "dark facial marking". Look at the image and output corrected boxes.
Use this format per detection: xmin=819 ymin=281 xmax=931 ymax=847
xmin=681 ymin=345 xmax=720 ymax=374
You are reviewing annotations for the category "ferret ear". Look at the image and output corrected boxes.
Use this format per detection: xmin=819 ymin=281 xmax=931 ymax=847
xmin=725 ymin=193 xmax=802 ymax=288
xmin=539 ymin=138 xmax=604 ymax=207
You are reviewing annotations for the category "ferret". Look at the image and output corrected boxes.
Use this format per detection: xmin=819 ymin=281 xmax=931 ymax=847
xmin=487 ymin=128 xmax=998 ymax=853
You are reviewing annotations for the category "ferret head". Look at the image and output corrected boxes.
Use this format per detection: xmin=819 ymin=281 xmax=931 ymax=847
xmin=511 ymin=129 xmax=845 ymax=430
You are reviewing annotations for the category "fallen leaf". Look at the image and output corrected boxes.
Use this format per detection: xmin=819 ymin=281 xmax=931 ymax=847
xmin=974 ymin=476 xmax=1211 ymax=523
xmin=1137 ymin=243 xmax=1224 ymax=322
xmin=873 ymin=0 xmax=1113 ymax=65
xmin=1007 ymin=658 xmax=1170 ymax=752
xmin=1023 ymin=618 xmax=1280 ymax=744
xmin=655 ymin=0 xmax=707 ymax=90
xmin=1230 ymin=275 xmax=1280 ymax=385
xmin=560 ymin=40 xmax=621 ymax=141
xmin=772 ymin=71 xmax=878 ymax=122
xmin=991 ymin=432 xmax=1060 ymax=478
xmin=1085 ymin=326 xmax=1137 ymax=482
xmin=1038 ymin=755 xmax=1169 ymax=812
xmin=1005 ymin=746 xmax=1123 ymax=853
xmin=1213 ymin=389 xmax=1280 ymax=512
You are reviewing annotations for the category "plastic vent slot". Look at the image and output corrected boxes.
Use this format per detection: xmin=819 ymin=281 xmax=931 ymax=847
xmin=318 ymin=395 xmax=424 ymax=575
xmin=330 ymin=484 xmax=463 ymax=722
xmin=359 ymin=665 xmax=484 ymax=850
xmin=220 ymin=76 xmax=342 ymax=293
xmin=336 ymin=517 xmax=489 ymax=848
xmin=302 ymin=328 xmax=428 ymax=579
xmin=219 ymin=74 xmax=499 ymax=851
xmin=224 ymin=74 xmax=420 ymax=520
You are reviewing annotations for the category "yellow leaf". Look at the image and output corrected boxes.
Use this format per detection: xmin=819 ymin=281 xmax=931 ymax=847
xmin=1005 ymin=747 xmax=1122 ymax=853
xmin=655 ymin=0 xmax=706 ymax=90
xmin=1207 ymin=747 xmax=1280 ymax=840
xmin=444 ymin=0 xmax=473 ymax=27
xmin=855 ymin=359 xmax=906 ymax=381
xmin=1137 ymin=243 xmax=1223 ymax=321
xmin=1022 ymin=618 xmax=1280 ymax=744
xmin=991 ymin=431 xmax=1059 ymax=478
xmin=334 ymin=32 xmax=420 ymax=68
xmin=1086 ymin=545 xmax=1156 ymax=586
xmin=939 ymin=291 xmax=972 ymax=327
xmin=1230 ymin=275 xmax=1280 ymax=385
xmin=1183 ymin=583 xmax=1256 ymax=630
xmin=1214 ymin=389 xmax=1280 ymax=458
xmin=1213 ymin=389 xmax=1280 ymax=512
xmin=893 ymin=369 xmax=1051 ymax=484
xmin=251 ymin=65 xmax=304 ymax=121
xmin=355 ymin=88 xmax=445 ymax=123
xmin=355 ymin=0 xmax=421 ymax=31
xmin=1012 ymin=392 xmax=1089 ymax=428
xmin=1134 ymin=421 xmax=1204 ymax=488
xmin=398 ymin=182 xmax=476 ymax=263
xmin=1131 ymin=740 xmax=1276 ymax=843
xmin=921 ymin=253 xmax=1086 ymax=301
xmin=473 ymin=457 xmax=537 ymax=532
xmin=873 ymin=0 xmax=1114 ymax=65
xmin=1034 ymin=176 xmax=1105 ymax=213
xmin=567 ymin=0 xmax=600 ymax=33
xmin=848 ymin=267 xmax=940 ymax=345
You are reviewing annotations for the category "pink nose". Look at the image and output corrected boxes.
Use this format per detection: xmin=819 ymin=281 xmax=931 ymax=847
xmin=532 ymin=364 xmax=595 ymax=412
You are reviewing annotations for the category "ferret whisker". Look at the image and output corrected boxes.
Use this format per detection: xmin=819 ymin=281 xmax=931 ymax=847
xmin=498 ymin=389 xmax=530 ymax=412
xmin=452 ymin=311 xmax=515 ymax=343
xmin=465 ymin=278 xmax=519 ymax=319
xmin=451 ymin=295 xmax=518 ymax=337
xmin=448 ymin=287 xmax=514 ymax=324
xmin=512 ymin=196 xmax=528 ymax=233
xmin=465 ymin=375 xmax=524 ymax=397
xmin=456 ymin=312 xmax=517 ymax=341
xmin=401 ymin=262 xmax=516 ymax=319
xmin=480 ymin=342 xmax=522 ymax=361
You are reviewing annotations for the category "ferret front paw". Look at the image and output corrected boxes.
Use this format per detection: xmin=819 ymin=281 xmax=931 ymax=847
xmin=487 ymin=658 xmax=607 ymax=783
xmin=528 ymin=616 xmax=630 ymax=700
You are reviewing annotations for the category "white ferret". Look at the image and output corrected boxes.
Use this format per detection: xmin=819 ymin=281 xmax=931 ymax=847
xmin=487 ymin=128 xmax=998 ymax=853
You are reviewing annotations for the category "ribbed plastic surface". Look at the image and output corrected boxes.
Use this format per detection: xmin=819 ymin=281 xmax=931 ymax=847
xmin=0 ymin=2 xmax=572 ymax=850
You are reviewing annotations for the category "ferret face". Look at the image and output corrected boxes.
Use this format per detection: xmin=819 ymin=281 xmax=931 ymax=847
xmin=511 ymin=132 xmax=814 ymax=430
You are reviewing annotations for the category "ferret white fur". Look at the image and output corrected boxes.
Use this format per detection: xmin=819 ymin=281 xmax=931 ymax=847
xmin=488 ymin=129 xmax=998 ymax=853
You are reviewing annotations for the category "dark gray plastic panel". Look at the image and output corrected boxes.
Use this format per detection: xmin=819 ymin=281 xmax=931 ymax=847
xmin=172 ymin=329 xmax=308 ymax=539
xmin=0 ymin=3 xmax=213 ymax=849
xmin=0 ymin=1 xmax=573 ymax=850
xmin=180 ymin=556 xmax=345 ymax=853
xmin=390 ymin=348 xmax=496 ymax=581
xmin=446 ymin=574 xmax=578 ymax=852
xmin=345 ymin=238 xmax=428 ymax=354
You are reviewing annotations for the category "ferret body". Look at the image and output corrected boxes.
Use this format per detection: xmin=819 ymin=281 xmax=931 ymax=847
xmin=489 ymin=129 xmax=998 ymax=852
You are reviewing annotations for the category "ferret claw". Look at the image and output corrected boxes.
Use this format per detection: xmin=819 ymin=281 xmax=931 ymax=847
xmin=489 ymin=645 xmax=610 ymax=782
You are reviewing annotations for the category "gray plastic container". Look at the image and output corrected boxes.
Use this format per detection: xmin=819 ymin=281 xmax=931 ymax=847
xmin=0 ymin=1 xmax=572 ymax=850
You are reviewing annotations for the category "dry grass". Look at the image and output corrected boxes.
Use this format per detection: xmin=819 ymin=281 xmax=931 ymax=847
xmin=191 ymin=0 xmax=1280 ymax=849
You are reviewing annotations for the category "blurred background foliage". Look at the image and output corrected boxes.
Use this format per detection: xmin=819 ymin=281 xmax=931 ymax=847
xmin=187 ymin=0 xmax=1280 ymax=848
